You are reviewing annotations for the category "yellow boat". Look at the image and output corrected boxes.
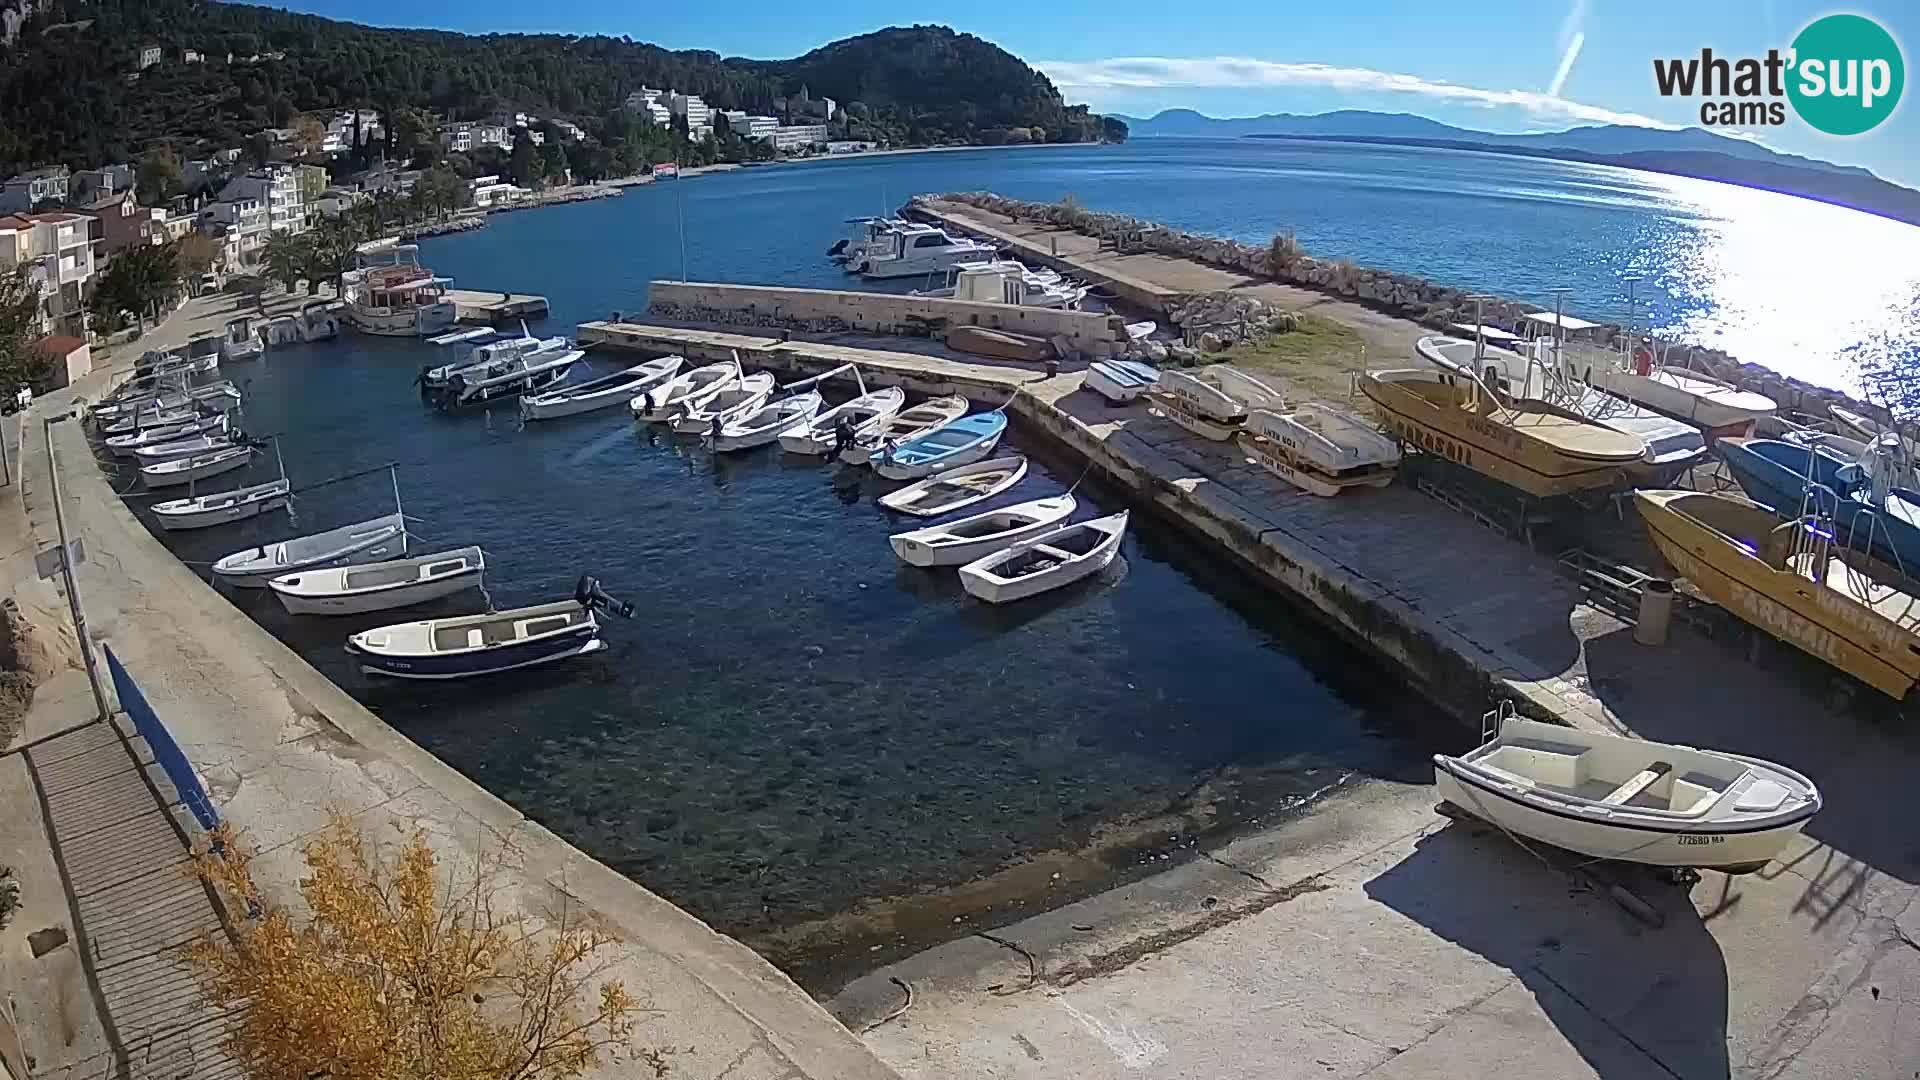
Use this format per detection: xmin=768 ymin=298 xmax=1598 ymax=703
xmin=1358 ymin=368 xmax=1644 ymax=498
xmin=1634 ymin=489 xmax=1920 ymax=700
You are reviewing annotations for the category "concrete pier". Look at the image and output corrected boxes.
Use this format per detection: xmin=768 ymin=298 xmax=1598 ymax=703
xmin=449 ymin=288 xmax=550 ymax=325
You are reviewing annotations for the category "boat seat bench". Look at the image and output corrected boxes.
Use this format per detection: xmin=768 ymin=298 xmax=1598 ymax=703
xmin=1599 ymin=762 xmax=1673 ymax=806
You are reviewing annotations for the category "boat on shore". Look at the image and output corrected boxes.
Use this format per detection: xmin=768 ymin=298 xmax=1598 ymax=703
xmin=710 ymin=392 xmax=822 ymax=452
xmin=346 ymin=576 xmax=633 ymax=680
xmin=842 ymin=394 xmax=967 ymax=465
xmin=152 ymin=478 xmax=291 ymax=531
xmin=959 ymin=510 xmax=1129 ymax=604
xmin=269 ymin=546 xmax=486 ymax=616
xmin=779 ymin=387 xmax=906 ymax=455
xmin=1239 ymin=403 xmax=1399 ymax=497
xmin=874 ymin=410 xmax=1008 ymax=480
xmin=1358 ymin=368 xmax=1644 ymax=498
xmin=1085 ymin=359 xmax=1159 ymax=404
xmin=1713 ymin=436 xmax=1920 ymax=578
xmin=1148 ymin=366 xmax=1286 ymax=440
xmin=632 ymin=358 xmax=741 ymax=421
xmin=1587 ymin=349 xmax=1777 ymax=436
xmin=669 ymin=372 xmax=775 ymax=435
xmin=521 ymin=357 xmax=684 ymax=421
xmin=212 ymin=512 xmax=408 ymax=589
xmin=915 ymin=260 xmax=1088 ymax=309
xmin=878 ymin=455 xmax=1028 ymax=517
xmin=890 ymin=494 xmax=1077 ymax=568
xmin=1635 ymin=488 xmax=1920 ymax=700
xmin=1434 ymin=713 xmax=1820 ymax=874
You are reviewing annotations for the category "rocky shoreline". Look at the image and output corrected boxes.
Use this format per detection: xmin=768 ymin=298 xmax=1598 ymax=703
xmin=922 ymin=192 xmax=1888 ymax=423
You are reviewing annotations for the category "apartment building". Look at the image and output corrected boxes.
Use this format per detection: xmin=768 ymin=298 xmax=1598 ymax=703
xmin=0 ymin=211 xmax=94 ymax=336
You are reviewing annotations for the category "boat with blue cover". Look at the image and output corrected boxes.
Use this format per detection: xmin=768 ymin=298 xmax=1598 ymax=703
xmin=1715 ymin=436 xmax=1920 ymax=573
xmin=873 ymin=410 xmax=1008 ymax=481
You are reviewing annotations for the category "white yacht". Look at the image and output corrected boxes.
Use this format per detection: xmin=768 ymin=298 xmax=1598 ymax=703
xmin=827 ymin=216 xmax=908 ymax=263
xmin=852 ymin=224 xmax=997 ymax=279
xmin=341 ymin=243 xmax=457 ymax=337
xmin=917 ymin=260 xmax=1087 ymax=309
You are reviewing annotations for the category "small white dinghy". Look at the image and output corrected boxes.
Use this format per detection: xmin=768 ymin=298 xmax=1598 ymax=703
xmin=670 ymin=372 xmax=776 ymax=435
xmin=107 ymin=414 xmax=228 ymax=457
xmin=890 ymin=494 xmax=1077 ymax=567
xmin=631 ymin=358 xmax=741 ymax=421
xmin=710 ymin=392 xmax=822 ymax=452
xmin=101 ymin=405 xmax=198 ymax=437
xmin=842 ymin=394 xmax=967 ymax=465
xmin=521 ymin=357 xmax=685 ymax=421
xmin=1085 ymin=359 xmax=1159 ymax=404
xmin=128 ymin=433 xmax=236 ymax=464
xmin=1433 ymin=714 xmax=1820 ymax=875
xmin=878 ymin=455 xmax=1029 ymax=517
xmin=779 ymin=387 xmax=907 ymax=455
xmin=1150 ymin=366 xmax=1286 ymax=440
xmin=140 ymin=445 xmax=255 ymax=488
xmin=152 ymin=478 xmax=290 ymax=531
xmin=212 ymin=512 xmax=407 ymax=589
xmin=1240 ymin=404 xmax=1399 ymax=497
xmin=269 ymin=546 xmax=485 ymax=615
xmin=958 ymin=510 xmax=1129 ymax=604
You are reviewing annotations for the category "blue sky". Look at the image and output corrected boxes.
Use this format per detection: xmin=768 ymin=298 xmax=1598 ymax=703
xmin=255 ymin=0 xmax=1918 ymax=184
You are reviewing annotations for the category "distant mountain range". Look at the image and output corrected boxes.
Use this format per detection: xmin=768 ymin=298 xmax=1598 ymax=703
xmin=1110 ymin=109 xmax=1920 ymax=224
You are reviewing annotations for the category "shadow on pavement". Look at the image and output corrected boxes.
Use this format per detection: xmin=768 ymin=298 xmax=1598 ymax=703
xmin=1367 ymin=822 xmax=1731 ymax=1080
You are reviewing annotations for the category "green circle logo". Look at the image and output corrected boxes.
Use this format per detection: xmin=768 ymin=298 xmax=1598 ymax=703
xmin=1788 ymin=14 xmax=1904 ymax=135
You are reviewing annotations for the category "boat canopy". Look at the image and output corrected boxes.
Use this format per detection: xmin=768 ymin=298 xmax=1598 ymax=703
xmin=1520 ymin=311 xmax=1602 ymax=333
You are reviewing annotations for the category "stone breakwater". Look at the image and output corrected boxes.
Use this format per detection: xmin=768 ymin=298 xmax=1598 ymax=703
xmin=922 ymin=192 xmax=1888 ymax=423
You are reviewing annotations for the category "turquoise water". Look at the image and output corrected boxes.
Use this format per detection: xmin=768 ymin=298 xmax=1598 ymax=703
xmin=427 ymin=138 xmax=1920 ymax=392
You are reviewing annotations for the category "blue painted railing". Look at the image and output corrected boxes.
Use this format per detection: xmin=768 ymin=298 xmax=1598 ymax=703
xmin=102 ymin=643 xmax=220 ymax=832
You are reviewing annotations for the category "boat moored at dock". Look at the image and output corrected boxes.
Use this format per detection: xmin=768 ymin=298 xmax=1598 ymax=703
xmin=890 ymin=494 xmax=1077 ymax=568
xmin=669 ymin=372 xmax=775 ymax=435
xmin=139 ymin=445 xmax=255 ymax=488
xmin=851 ymin=223 xmax=997 ymax=279
xmin=270 ymin=546 xmax=486 ymax=616
xmin=346 ymin=576 xmax=633 ymax=680
xmin=151 ymin=478 xmax=291 ymax=531
xmin=878 ymin=455 xmax=1028 ymax=517
xmin=873 ymin=410 xmax=1008 ymax=480
xmin=632 ymin=358 xmax=742 ymax=421
xmin=842 ymin=394 xmax=967 ymax=465
xmin=521 ymin=357 xmax=685 ymax=421
xmin=212 ymin=512 xmax=408 ymax=588
xmin=709 ymin=392 xmax=822 ymax=452
xmin=429 ymin=350 xmax=584 ymax=413
xmin=778 ymin=386 xmax=905 ymax=456
xmin=343 ymin=242 xmax=457 ymax=336
xmin=958 ymin=510 xmax=1129 ymax=604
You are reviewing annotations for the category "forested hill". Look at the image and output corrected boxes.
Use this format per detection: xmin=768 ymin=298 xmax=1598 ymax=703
xmin=0 ymin=2 xmax=1122 ymax=174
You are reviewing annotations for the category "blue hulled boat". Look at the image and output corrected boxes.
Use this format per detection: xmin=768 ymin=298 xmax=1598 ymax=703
xmin=346 ymin=576 xmax=634 ymax=680
xmin=873 ymin=409 xmax=1008 ymax=481
xmin=1714 ymin=437 xmax=1920 ymax=571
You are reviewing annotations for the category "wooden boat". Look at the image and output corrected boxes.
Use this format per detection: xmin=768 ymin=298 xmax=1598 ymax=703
xmin=947 ymin=325 xmax=1049 ymax=363
xmin=890 ymin=494 xmax=1077 ymax=567
xmin=1239 ymin=404 xmax=1399 ymax=497
xmin=431 ymin=350 xmax=582 ymax=412
xmin=140 ymin=446 xmax=255 ymax=488
xmin=211 ymin=512 xmax=407 ymax=589
xmin=152 ymin=478 xmax=291 ymax=531
xmin=521 ymin=357 xmax=684 ymax=421
xmin=879 ymin=456 xmax=1029 ymax=517
xmin=128 ymin=433 xmax=236 ymax=464
xmin=1635 ymin=488 xmax=1920 ymax=700
xmin=1434 ymin=713 xmax=1820 ymax=874
xmin=1085 ymin=359 xmax=1159 ymax=404
xmin=710 ymin=392 xmax=822 ymax=452
xmin=106 ymin=414 xmax=228 ymax=457
xmin=779 ymin=387 xmax=906 ymax=456
xmin=873 ymin=410 xmax=1008 ymax=481
xmin=269 ymin=546 xmax=485 ymax=616
xmin=1357 ymin=368 xmax=1644 ymax=498
xmin=842 ymin=394 xmax=968 ymax=465
xmin=345 ymin=577 xmax=633 ymax=680
xmin=631 ymin=358 xmax=740 ymax=421
xmin=1148 ymin=366 xmax=1286 ymax=441
xmin=669 ymin=372 xmax=775 ymax=435
xmin=959 ymin=510 xmax=1128 ymax=604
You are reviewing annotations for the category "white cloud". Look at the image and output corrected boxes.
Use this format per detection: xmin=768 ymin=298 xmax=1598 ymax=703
xmin=1037 ymin=56 xmax=1681 ymax=130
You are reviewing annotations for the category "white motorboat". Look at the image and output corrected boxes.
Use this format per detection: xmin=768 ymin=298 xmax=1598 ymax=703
xmin=298 ymin=301 xmax=340 ymax=341
xmin=187 ymin=382 xmax=243 ymax=411
xmin=827 ymin=216 xmax=907 ymax=262
xmin=106 ymin=414 xmax=229 ymax=458
xmin=851 ymin=223 xmax=998 ymax=279
xmin=140 ymin=445 xmax=256 ymax=488
xmin=1240 ymin=404 xmax=1399 ymax=497
xmin=101 ymin=405 xmax=199 ymax=437
xmin=878 ymin=455 xmax=1029 ymax=517
xmin=917 ymin=261 xmax=1087 ymax=309
xmin=261 ymin=315 xmax=301 ymax=347
xmin=422 ymin=333 xmax=570 ymax=388
xmin=1085 ymin=359 xmax=1159 ymax=404
xmin=152 ymin=478 xmax=291 ymax=531
xmin=430 ymin=350 xmax=583 ymax=413
xmin=212 ymin=512 xmax=408 ymax=589
xmin=128 ymin=433 xmax=236 ymax=464
xmin=342 ymin=243 xmax=457 ymax=337
xmin=521 ymin=357 xmax=685 ymax=421
xmin=669 ymin=372 xmax=775 ymax=435
xmin=269 ymin=546 xmax=485 ymax=615
xmin=890 ymin=494 xmax=1077 ymax=568
xmin=779 ymin=387 xmax=906 ymax=455
xmin=221 ymin=316 xmax=264 ymax=362
xmin=632 ymin=358 xmax=741 ymax=421
xmin=710 ymin=392 xmax=823 ymax=452
xmin=842 ymin=394 xmax=968 ymax=465
xmin=958 ymin=510 xmax=1129 ymax=604
xmin=1433 ymin=715 xmax=1820 ymax=875
xmin=1588 ymin=355 xmax=1777 ymax=434
xmin=1150 ymin=366 xmax=1286 ymax=440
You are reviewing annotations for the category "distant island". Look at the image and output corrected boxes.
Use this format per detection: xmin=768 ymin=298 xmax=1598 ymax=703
xmin=0 ymin=3 xmax=1126 ymax=176
xmin=1112 ymin=108 xmax=1920 ymax=226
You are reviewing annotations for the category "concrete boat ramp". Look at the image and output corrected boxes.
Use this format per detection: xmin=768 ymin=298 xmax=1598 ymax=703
xmin=581 ymin=318 xmax=1920 ymax=1078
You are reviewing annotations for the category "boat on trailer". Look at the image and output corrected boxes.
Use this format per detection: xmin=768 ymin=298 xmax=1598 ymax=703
xmin=346 ymin=576 xmax=634 ymax=680
xmin=521 ymin=357 xmax=685 ymax=421
xmin=1239 ymin=404 xmax=1399 ymax=497
xmin=878 ymin=455 xmax=1028 ymax=517
xmin=632 ymin=358 xmax=741 ymax=422
xmin=212 ymin=512 xmax=407 ymax=589
xmin=1085 ymin=359 xmax=1160 ymax=404
xmin=710 ymin=392 xmax=823 ymax=452
xmin=890 ymin=494 xmax=1077 ymax=568
xmin=958 ymin=510 xmax=1129 ymax=604
xmin=779 ymin=387 xmax=906 ymax=456
xmin=152 ymin=478 xmax=290 ymax=531
xmin=670 ymin=372 xmax=775 ymax=435
xmin=842 ymin=394 xmax=968 ymax=465
xmin=873 ymin=410 xmax=1008 ymax=480
xmin=1434 ymin=713 xmax=1820 ymax=875
xmin=269 ymin=546 xmax=486 ymax=615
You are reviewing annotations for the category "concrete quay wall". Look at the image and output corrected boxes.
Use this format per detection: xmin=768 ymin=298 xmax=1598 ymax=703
xmin=644 ymin=280 xmax=1133 ymax=356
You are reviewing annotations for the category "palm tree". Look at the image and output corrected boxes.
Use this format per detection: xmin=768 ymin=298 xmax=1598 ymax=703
xmin=261 ymin=232 xmax=309 ymax=294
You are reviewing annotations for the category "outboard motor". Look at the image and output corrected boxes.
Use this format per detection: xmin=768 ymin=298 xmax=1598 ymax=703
xmin=574 ymin=575 xmax=635 ymax=619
